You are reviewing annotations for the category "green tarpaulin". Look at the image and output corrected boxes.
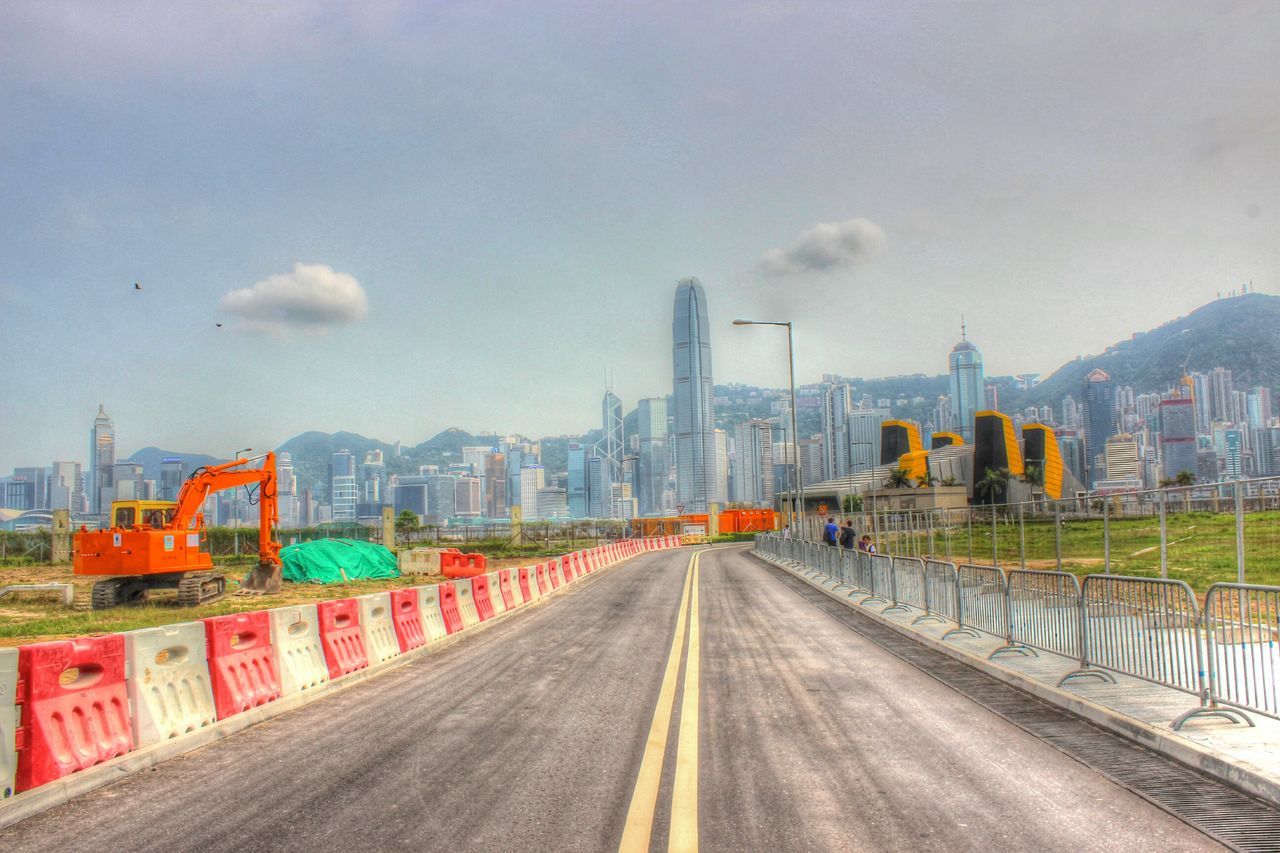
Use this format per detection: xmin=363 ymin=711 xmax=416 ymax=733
xmin=278 ymin=539 xmax=400 ymax=584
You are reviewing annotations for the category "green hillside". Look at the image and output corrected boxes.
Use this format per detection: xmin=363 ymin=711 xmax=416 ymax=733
xmin=1015 ymin=293 xmax=1280 ymax=409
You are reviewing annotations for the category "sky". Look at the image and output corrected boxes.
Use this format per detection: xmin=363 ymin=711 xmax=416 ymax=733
xmin=1 ymin=1 xmax=1277 ymax=471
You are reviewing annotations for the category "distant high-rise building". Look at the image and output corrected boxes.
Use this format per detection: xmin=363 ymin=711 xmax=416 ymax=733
xmin=1223 ymin=429 xmax=1244 ymax=479
xmin=1158 ymin=399 xmax=1197 ymax=482
xmin=13 ymin=467 xmax=48 ymax=510
xmin=1082 ymin=369 xmax=1117 ymax=488
xmin=713 ymin=429 xmax=729 ymax=506
xmin=948 ymin=327 xmax=984 ymax=443
xmin=48 ymin=461 xmax=83 ymax=512
xmin=672 ymin=278 xmax=717 ymax=513
xmin=89 ymin=404 xmax=115 ymax=513
xmin=520 ymin=465 xmax=546 ymax=519
xmin=848 ymin=408 xmax=889 ymax=474
xmin=821 ymin=384 xmax=851 ymax=480
xmin=1247 ymin=387 xmax=1273 ymax=430
xmin=331 ymin=449 xmax=357 ymax=521
xmin=601 ymin=390 xmax=623 ymax=495
xmin=484 ymin=452 xmax=507 ymax=518
xmin=609 ymin=482 xmax=638 ymax=520
xmin=1104 ymin=434 xmax=1141 ymax=482
xmin=567 ymin=443 xmax=589 ymax=518
xmin=158 ymin=457 xmax=185 ymax=502
xmin=637 ymin=398 xmax=669 ymax=517
xmin=732 ymin=420 xmax=775 ymax=506
xmin=454 ymin=476 xmax=482 ymax=518
xmin=426 ymin=474 xmax=457 ymax=521
xmin=536 ymin=486 xmax=568 ymax=520
xmin=392 ymin=475 xmax=430 ymax=523
xmin=1208 ymin=368 xmax=1234 ymax=423
xmin=799 ymin=436 xmax=824 ymax=488
xmin=587 ymin=455 xmax=607 ymax=517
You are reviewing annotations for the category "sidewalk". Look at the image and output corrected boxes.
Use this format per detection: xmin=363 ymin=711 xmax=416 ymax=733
xmin=755 ymin=547 xmax=1280 ymax=807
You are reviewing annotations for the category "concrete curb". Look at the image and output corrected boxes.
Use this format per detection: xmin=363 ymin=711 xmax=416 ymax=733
xmin=758 ymin=552 xmax=1280 ymax=808
xmin=0 ymin=549 xmax=659 ymax=830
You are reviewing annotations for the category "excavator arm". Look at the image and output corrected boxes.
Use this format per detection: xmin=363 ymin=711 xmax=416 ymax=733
xmin=172 ymin=452 xmax=283 ymax=593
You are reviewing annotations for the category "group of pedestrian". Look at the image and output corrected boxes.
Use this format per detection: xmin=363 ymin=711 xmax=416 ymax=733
xmin=822 ymin=517 xmax=874 ymax=552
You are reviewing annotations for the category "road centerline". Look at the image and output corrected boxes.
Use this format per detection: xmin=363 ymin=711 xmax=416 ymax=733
xmin=618 ymin=551 xmax=697 ymax=853
xmin=668 ymin=551 xmax=701 ymax=852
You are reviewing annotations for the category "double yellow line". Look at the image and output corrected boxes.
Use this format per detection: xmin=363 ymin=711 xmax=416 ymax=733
xmin=619 ymin=550 xmax=703 ymax=853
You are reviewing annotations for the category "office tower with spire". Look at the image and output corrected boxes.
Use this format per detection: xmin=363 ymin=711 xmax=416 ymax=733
xmin=948 ymin=321 xmax=984 ymax=444
xmin=89 ymin=404 xmax=115 ymax=513
xmin=672 ymin=278 xmax=717 ymax=512
xmin=601 ymin=389 xmax=623 ymax=498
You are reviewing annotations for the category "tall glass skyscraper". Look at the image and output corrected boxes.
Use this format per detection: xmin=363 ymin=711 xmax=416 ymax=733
xmin=948 ymin=326 xmax=984 ymax=444
xmin=89 ymin=404 xmax=115 ymax=514
xmin=637 ymin=398 xmax=669 ymax=517
xmin=601 ymin=390 xmax=623 ymax=493
xmin=672 ymin=278 xmax=717 ymax=513
xmin=1082 ymin=368 xmax=1117 ymax=488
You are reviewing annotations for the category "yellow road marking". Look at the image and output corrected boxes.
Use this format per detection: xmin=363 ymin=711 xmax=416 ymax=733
xmin=669 ymin=552 xmax=701 ymax=852
xmin=619 ymin=553 xmax=696 ymax=853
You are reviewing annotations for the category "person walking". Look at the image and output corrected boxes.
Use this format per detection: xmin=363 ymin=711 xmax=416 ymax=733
xmin=823 ymin=517 xmax=839 ymax=546
xmin=838 ymin=520 xmax=856 ymax=550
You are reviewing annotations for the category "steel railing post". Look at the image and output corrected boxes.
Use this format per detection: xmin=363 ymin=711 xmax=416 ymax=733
xmin=1235 ymin=482 xmax=1246 ymax=585
xmin=1103 ymin=499 xmax=1110 ymax=574
xmin=1159 ymin=490 xmax=1168 ymax=579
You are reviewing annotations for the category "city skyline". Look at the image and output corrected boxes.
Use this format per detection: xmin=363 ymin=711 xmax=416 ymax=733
xmin=2 ymin=3 xmax=1277 ymax=474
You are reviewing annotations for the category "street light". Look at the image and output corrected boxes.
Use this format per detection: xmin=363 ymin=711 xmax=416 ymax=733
xmin=733 ymin=319 xmax=805 ymax=537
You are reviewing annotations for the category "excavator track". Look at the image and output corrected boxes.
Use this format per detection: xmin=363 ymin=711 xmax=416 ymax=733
xmin=177 ymin=572 xmax=226 ymax=607
xmin=90 ymin=577 xmax=151 ymax=610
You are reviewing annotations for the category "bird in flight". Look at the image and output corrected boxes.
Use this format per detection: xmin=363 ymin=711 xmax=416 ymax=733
xmin=133 ymin=282 xmax=142 ymax=290
xmin=216 ymin=322 xmax=223 ymax=328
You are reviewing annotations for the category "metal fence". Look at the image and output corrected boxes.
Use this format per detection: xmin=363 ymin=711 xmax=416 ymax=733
xmin=754 ymin=534 xmax=1271 ymax=730
xmin=814 ymin=475 xmax=1280 ymax=587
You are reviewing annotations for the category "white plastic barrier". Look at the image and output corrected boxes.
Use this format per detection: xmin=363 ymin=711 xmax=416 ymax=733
xmin=415 ymin=585 xmax=450 ymax=642
xmin=455 ymin=581 xmax=481 ymax=628
xmin=1 ymin=647 xmax=16 ymax=799
xmin=357 ymin=593 xmax=401 ymax=664
xmin=269 ymin=604 xmax=329 ymax=697
xmin=123 ymin=622 xmax=217 ymax=747
xmin=486 ymin=571 xmax=508 ymax=615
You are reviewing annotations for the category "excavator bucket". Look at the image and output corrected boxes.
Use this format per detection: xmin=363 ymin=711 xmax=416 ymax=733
xmin=238 ymin=560 xmax=283 ymax=595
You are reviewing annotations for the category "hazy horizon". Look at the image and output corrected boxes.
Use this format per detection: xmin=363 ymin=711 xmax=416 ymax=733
xmin=2 ymin=2 xmax=1276 ymax=472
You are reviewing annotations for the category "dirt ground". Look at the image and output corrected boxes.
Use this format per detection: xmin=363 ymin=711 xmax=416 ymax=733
xmin=0 ymin=555 xmax=542 ymax=647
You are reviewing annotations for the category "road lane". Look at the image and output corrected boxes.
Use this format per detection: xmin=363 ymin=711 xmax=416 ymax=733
xmin=697 ymin=546 xmax=1215 ymax=853
xmin=0 ymin=545 xmax=1221 ymax=852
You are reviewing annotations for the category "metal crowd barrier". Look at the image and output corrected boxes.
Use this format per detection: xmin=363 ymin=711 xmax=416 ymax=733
xmin=749 ymin=534 xmax=1273 ymax=730
xmin=1202 ymin=583 xmax=1280 ymax=723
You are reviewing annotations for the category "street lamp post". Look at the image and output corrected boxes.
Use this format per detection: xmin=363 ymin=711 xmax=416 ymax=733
xmin=733 ymin=319 xmax=805 ymax=537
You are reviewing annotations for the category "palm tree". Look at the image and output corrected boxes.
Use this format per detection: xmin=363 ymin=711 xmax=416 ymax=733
xmin=940 ymin=475 xmax=959 ymax=487
xmin=917 ymin=468 xmax=935 ymax=488
xmin=974 ymin=467 xmax=1011 ymax=505
xmin=884 ymin=467 xmax=913 ymax=489
xmin=1174 ymin=470 xmax=1196 ymax=487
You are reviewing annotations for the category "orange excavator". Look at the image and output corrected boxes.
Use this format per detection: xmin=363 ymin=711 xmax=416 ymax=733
xmin=74 ymin=453 xmax=283 ymax=609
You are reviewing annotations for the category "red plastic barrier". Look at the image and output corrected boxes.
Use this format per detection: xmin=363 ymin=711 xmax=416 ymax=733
xmin=204 ymin=611 xmax=281 ymax=720
xmin=548 ymin=561 xmax=562 ymax=589
xmin=497 ymin=570 xmax=516 ymax=609
xmin=534 ymin=564 xmax=549 ymax=595
xmin=389 ymin=588 xmax=426 ymax=652
xmin=471 ymin=575 xmax=496 ymax=621
xmin=561 ymin=555 xmax=575 ymax=581
xmin=315 ymin=598 xmax=368 ymax=678
xmin=441 ymin=551 xmax=488 ymax=578
xmin=438 ymin=581 xmax=464 ymax=634
xmin=518 ymin=567 xmax=533 ymax=601
xmin=15 ymin=636 xmax=134 ymax=792
xmin=579 ymin=551 xmax=591 ymax=573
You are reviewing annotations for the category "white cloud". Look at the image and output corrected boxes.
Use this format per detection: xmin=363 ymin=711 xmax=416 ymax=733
xmin=759 ymin=218 xmax=887 ymax=276
xmin=220 ymin=263 xmax=368 ymax=335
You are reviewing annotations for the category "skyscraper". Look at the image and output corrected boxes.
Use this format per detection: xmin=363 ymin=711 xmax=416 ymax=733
xmin=89 ymin=404 xmax=115 ymax=513
xmin=601 ymin=390 xmax=623 ymax=496
xmin=672 ymin=278 xmax=716 ymax=512
xmin=821 ymin=384 xmax=851 ymax=480
xmin=948 ymin=325 xmax=984 ymax=444
xmin=567 ymin=442 xmax=589 ymax=518
xmin=732 ymin=420 xmax=775 ymax=505
xmin=636 ymin=398 xmax=669 ymax=517
xmin=331 ymin=449 xmax=357 ymax=521
xmin=1159 ymin=399 xmax=1197 ymax=482
xmin=1082 ymin=369 xmax=1117 ymax=489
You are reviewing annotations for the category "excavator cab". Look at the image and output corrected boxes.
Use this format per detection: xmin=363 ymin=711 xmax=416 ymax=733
xmin=111 ymin=500 xmax=178 ymax=529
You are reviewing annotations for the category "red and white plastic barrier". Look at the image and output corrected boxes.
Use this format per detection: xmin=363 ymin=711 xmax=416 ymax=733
xmin=496 ymin=570 xmax=517 ymax=610
xmin=389 ymin=589 xmax=427 ymax=652
xmin=124 ymin=622 xmax=216 ymax=746
xmin=204 ymin=612 xmax=281 ymax=720
xmin=437 ymin=582 xmax=465 ymax=634
xmin=471 ymin=575 xmax=496 ymax=621
xmin=1 ymin=647 xmax=15 ymax=799
xmin=316 ymin=598 xmax=369 ymax=679
xmin=356 ymin=593 xmax=401 ymax=666
xmin=269 ymin=604 xmax=329 ymax=697
xmin=15 ymin=636 xmax=134 ymax=792
xmin=414 ymin=585 xmax=451 ymax=642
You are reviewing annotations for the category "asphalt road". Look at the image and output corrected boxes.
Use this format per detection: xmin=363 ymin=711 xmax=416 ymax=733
xmin=0 ymin=546 xmax=1219 ymax=852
